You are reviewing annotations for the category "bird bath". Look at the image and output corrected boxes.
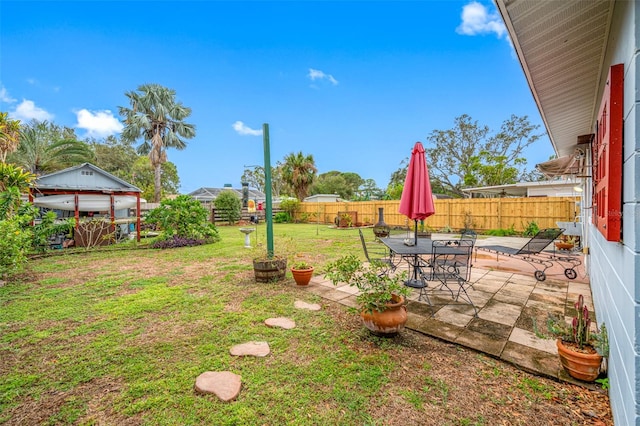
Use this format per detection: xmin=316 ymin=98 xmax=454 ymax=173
xmin=239 ymin=227 xmax=256 ymax=248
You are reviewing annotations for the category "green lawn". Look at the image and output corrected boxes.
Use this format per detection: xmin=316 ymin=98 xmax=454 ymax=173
xmin=0 ymin=224 xmax=611 ymax=425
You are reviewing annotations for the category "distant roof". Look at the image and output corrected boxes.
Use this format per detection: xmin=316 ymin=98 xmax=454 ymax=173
xmin=462 ymin=178 xmax=581 ymax=198
xmin=303 ymin=194 xmax=343 ymax=202
xmin=188 ymin=186 xmax=266 ymax=201
xmin=35 ymin=163 xmax=141 ymax=193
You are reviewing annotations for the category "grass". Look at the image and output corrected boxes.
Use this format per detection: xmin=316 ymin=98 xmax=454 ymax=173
xmin=0 ymin=224 xmax=612 ymax=425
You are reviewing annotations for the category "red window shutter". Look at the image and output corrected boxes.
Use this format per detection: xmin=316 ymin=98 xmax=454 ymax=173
xmin=592 ymin=64 xmax=624 ymax=241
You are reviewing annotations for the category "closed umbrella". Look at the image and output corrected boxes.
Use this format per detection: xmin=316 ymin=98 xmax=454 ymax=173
xmin=399 ymin=141 xmax=436 ymax=286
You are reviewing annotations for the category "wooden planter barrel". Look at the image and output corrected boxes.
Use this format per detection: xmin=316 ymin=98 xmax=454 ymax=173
xmin=253 ymin=258 xmax=287 ymax=283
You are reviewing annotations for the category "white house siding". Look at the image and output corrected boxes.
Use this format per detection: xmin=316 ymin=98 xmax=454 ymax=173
xmin=586 ymin=2 xmax=640 ymax=424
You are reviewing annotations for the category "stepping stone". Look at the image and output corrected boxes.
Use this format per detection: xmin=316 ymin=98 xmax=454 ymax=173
xmin=265 ymin=317 xmax=296 ymax=329
xmin=294 ymin=300 xmax=321 ymax=311
xmin=230 ymin=341 xmax=270 ymax=357
xmin=194 ymin=371 xmax=241 ymax=402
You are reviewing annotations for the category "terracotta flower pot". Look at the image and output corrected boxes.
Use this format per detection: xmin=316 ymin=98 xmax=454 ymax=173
xmin=555 ymin=242 xmax=574 ymax=251
xmin=291 ymin=266 xmax=314 ymax=286
xmin=556 ymin=339 xmax=603 ymax=382
xmin=360 ymin=294 xmax=408 ymax=336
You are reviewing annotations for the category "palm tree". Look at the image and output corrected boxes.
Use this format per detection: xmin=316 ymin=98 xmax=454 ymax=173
xmin=9 ymin=120 xmax=94 ymax=175
xmin=281 ymin=151 xmax=317 ymax=201
xmin=0 ymin=112 xmax=21 ymax=163
xmin=119 ymin=84 xmax=195 ymax=202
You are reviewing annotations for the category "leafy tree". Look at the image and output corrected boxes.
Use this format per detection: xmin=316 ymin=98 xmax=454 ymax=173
xmin=214 ymin=190 xmax=242 ymax=224
xmin=356 ymin=178 xmax=383 ymax=200
xmin=281 ymin=152 xmax=317 ymax=201
xmin=119 ymin=84 xmax=195 ymax=202
xmin=0 ymin=112 xmax=21 ymax=163
xmin=89 ymin=135 xmax=137 ymax=180
xmin=145 ymin=195 xmax=219 ymax=242
xmin=130 ymin=157 xmax=180 ymax=201
xmin=9 ymin=120 xmax=94 ymax=175
xmin=425 ymin=114 xmax=541 ymax=197
xmin=241 ymin=161 xmax=286 ymax=197
xmin=311 ymin=171 xmax=364 ymax=200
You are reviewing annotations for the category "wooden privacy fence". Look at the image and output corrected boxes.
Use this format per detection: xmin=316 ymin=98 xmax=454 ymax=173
xmin=295 ymin=197 xmax=579 ymax=232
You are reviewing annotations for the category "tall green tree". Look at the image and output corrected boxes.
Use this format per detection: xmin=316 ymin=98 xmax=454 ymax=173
xmin=0 ymin=112 xmax=21 ymax=163
xmin=281 ymin=152 xmax=317 ymax=201
xmin=119 ymin=84 xmax=195 ymax=202
xmin=131 ymin=157 xmax=180 ymax=201
xmin=240 ymin=161 xmax=285 ymax=197
xmin=424 ymin=114 xmax=541 ymax=197
xmin=89 ymin=135 xmax=138 ymax=181
xmin=310 ymin=171 xmax=364 ymax=200
xmin=8 ymin=120 xmax=94 ymax=175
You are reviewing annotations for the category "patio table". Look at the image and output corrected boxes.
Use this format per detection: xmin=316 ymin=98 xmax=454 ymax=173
xmin=379 ymin=237 xmax=433 ymax=287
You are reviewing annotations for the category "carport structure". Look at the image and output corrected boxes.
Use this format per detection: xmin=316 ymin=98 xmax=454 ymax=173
xmin=29 ymin=163 xmax=142 ymax=243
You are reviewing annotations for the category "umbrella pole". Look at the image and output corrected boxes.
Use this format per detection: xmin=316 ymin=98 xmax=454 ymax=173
xmin=414 ymin=219 xmax=419 ymax=281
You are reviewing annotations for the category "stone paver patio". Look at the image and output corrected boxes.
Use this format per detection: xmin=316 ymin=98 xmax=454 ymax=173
xmin=300 ymin=235 xmax=597 ymax=387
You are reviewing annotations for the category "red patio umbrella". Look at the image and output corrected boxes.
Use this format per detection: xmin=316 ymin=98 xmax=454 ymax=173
xmin=399 ymin=141 xmax=436 ymax=287
xmin=399 ymin=141 xmax=436 ymax=245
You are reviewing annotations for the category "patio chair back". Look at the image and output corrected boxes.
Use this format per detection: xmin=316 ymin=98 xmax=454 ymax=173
xmin=429 ymin=239 xmax=477 ymax=316
xmin=517 ymin=228 xmax=564 ymax=255
xmin=358 ymin=229 xmax=395 ymax=272
xmin=459 ymin=229 xmax=477 ymax=246
xmin=431 ymin=239 xmax=474 ymax=284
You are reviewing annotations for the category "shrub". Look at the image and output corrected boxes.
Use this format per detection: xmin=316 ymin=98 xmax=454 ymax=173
xmin=274 ymin=212 xmax=291 ymax=223
xmin=486 ymin=225 xmax=517 ymax=236
xmin=0 ymin=216 xmax=32 ymax=278
xmin=279 ymin=198 xmax=300 ymax=221
xmin=152 ymin=235 xmax=205 ymax=249
xmin=213 ymin=190 xmax=242 ymax=224
xmin=523 ymin=220 xmax=540 ymax=237
xmin=145 ymin=195 xmax=220 ymax=242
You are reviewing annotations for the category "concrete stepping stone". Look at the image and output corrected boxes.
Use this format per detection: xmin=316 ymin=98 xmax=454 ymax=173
xmin=194 ymin=371 xmax=241 ymax=401
xmin=265 ymin=317 xmax=296 ymax=329
xmin=230 ymin=341 xmax=270 ymax=357
xmin=294 ymin=300 xmax=321 ymax=311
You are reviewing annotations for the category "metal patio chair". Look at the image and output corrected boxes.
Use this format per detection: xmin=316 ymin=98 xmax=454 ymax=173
xmin=358 ymin=229 xmax=396 ymax=274
xmin=476 ymin=228 xmax=565 ymax=281
xmin=424 ymin=239 xmax=477 ymax=316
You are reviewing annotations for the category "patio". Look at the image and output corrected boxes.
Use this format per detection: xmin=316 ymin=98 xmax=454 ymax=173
xmin=302 ymin=235 xmax=596 ymax=387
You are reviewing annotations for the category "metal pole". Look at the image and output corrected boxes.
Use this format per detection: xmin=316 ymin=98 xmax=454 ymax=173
xmin=263 ymin=123 xmax=274 ymax=258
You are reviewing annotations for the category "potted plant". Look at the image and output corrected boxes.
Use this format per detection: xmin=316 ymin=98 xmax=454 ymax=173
xmin=325 ymin=254 xmax=410 ymax=335
xmin=250 ymin=238 xmax=294 ymax=283
xmin=416 ymin=220 xmax=432 ymax=238
xmin=541 ymin=294 xmax=609 ymax=382
xmin=555 ymin=235 xmax=576 ymax=251
xmin=290 ymin=260 xmax=314 ymax=286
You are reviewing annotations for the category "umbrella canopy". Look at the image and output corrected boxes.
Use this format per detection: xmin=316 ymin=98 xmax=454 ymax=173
xmin=399 ymin=142 xmax=435 ymax=242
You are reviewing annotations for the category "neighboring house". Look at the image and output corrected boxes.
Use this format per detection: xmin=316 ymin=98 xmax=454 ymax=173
xmin=188 ymin=187 xmax=266 ymax=205
xmin=463 ymin=178 xmax=583 ymax=198
xmin=31 ymin=163 xmax=142 ymax=242
xmin=303 ymin=194 xmax=342 ymax=203
xmin=497 ymin=1 xmax=637 ymax=424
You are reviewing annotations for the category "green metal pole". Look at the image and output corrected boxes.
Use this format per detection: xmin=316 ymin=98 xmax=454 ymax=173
xmin=263 ymin=123 xmax=274 ymax=258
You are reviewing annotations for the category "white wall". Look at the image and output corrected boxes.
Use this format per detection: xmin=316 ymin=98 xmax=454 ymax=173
xmin=587 ymin=2 xmax=640 ymax=425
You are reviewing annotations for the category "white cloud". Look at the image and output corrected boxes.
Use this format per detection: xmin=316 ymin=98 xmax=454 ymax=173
xmin=75 ymin=109 xmax=123 ymax=138
xmin=0 ymin=86 xmax=16 ymax=103
xmin=11 ymin=99 xmax=54 ymax=121
xmin=308 ymin=68 xmax=339 ymax=86
xmin=232 ymin=121 xmax=262 ymax=136
xmin=456 ymin=1 xmax=506 ymax=38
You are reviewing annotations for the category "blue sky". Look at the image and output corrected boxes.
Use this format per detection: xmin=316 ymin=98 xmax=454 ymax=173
xmin=0 ymin=1 xmax=554 ymax=194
